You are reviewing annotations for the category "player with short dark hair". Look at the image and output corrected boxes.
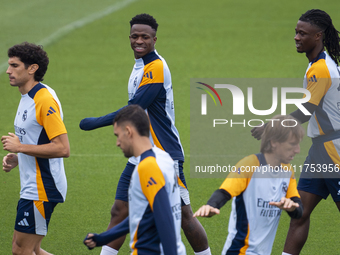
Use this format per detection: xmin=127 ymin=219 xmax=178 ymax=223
xmin=80 ymin=13 xmax=211 ymax=255
xmin=84 ymin=105 xmax=186 ymax=255
xmin=130 ymin=13 xmax=159 ymax=31
xmin=196 ymin=115 xmax=304 ymax=254
xmin=2 ymin=42 xmax=70 ymax=255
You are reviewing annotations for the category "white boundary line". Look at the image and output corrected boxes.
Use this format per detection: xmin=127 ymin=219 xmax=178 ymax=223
xmin=0 ymin=0 xmax=138 ymax=74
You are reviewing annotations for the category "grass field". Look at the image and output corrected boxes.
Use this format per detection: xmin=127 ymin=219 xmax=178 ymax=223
xmin=1 ymin=0 xmax=340 ymax=254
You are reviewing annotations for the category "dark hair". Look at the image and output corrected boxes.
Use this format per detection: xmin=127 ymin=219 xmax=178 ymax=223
xmin=130 ymin=13 xmax=158 ymax=32
xmin=299 ymin=9 xmax=340 ymax=65
xmin=114 ymin=105 xmax=150 ymax=137
xmin=8 ymin=42 xmax=49 ymax=82
xmin=261 ymin=115 xmax=305 ymax=154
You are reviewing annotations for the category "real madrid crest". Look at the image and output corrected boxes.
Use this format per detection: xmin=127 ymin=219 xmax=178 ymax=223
xmin=22 ymin=110 xmax=28 ymax=121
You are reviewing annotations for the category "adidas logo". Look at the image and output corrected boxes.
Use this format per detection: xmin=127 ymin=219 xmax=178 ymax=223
xmin=308 ymin=75 xmax=317 ymax=83
xmin=143 ymin=71 xmax=153 ymax=79
xmin=47 ymin=106 xmax=56 ymax=116
xmin=18 ymin=218 xmax=29 ymax=227
xmin=147 ymin=177 xmax=157 ymax=187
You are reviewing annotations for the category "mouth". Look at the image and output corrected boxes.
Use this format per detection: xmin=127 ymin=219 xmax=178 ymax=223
xmin=295 ymin=42 xmax=302 ymax=49
xmin=134 ymin=46 xmax=145 ymax=53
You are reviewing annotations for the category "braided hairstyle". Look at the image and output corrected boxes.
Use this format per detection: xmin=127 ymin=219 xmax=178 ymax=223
xmin=299 ymin=9 xmax=340 ymax=65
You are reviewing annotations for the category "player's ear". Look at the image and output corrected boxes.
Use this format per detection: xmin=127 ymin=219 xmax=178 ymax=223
xmin=125 ymin=125 xmax=133 ymax=137
xmin=28 ymin=64 xmax=39 ymax=75
xmin=315 ymin=31 xmax=323 ymax=41
xmin=270 ymin=140 xmax=277 ymax=150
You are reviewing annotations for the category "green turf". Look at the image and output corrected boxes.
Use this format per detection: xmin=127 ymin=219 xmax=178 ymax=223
xmin=1 ymin=0 xmax=340 ymax=254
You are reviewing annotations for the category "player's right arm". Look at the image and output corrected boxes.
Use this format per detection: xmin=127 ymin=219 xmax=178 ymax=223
xmin=79 ymin=61 xmax=165 ymax=131
xmin=83 ymin=216 xmax=130 ymax=249
xmin=2 ymin=153 xmax=18 ymax=172
xmin=79 ymin=82 xmax=164 ymax=131
xmin=195 ymin=157 xmax=254 ymax=217
xmin=193 ymin=189 xmax=231 ymax=218
xmin=2 ymin=132 xmax=70 ymax=159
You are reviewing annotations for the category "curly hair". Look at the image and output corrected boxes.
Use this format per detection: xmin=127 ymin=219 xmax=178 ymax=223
xmin=130 ymin=13 xmax=158 ymax=32
xmin=299 ymin=9 xmax=340 ymax=65
xmin=8 ymin=42 xmax=49 ymax=82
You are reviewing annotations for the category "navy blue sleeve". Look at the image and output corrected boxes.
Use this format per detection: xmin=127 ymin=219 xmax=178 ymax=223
xmin=79 ymin=83 xmax=163 ymax=131
xmin=79 ymin=106 xmax=125 ymax=130
xmin=89 ymin=217 xmax=130 ymax=247
xmin=289 ymin=102 xmax=317 ymax=124
xmin=128 ymin=83 xmax=164 ymax=108
xmin=153 ymin=186 xmax=178 ymax=255
xmin=286 ymin=196 xmax=304 ymax=219
xmin=207 ymin=189 xmax=231 ymax=209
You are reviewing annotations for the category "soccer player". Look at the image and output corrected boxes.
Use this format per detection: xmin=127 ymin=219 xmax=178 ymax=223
xmin=2 ymin=42 xmax=70 ymax=255
xmin=195 ymin=115 xmax=304 ymax=254
xmin=251 ymin=9 xmax=340 ymax=255
xmin=79 ymin=14 xmax=211 ymax=255
xmin=84 ymin=104 xmax=186 ymax=255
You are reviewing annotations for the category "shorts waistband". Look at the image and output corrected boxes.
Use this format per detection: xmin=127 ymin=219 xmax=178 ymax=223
xmin=312 ymin=130 xmax=340 ymax=144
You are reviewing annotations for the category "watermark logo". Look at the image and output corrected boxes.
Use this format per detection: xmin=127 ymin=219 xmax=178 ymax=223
xmin=196 ymin=82 xmax=222 ymax=115
xmin=197 ymin=83 xmax=311 ymax=116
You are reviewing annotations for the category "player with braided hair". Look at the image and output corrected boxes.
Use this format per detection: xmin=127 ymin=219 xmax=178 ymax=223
xmin=298 ymin=9 xmax=340 ymax=65
xmin=251 ymin=9 xmax=340 ymax=255
xmin=282 ymin=10 xmax=340 ymax=255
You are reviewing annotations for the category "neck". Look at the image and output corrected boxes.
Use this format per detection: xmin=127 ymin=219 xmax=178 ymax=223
xmin=263 ymin=153 xmax=281 ymax=168
xmin=133 ymin=136 xmax=153 ymax=157
xmin=306 ymin=45 xmax=324 ymax=62
xmin=19 ymin=80 xmax=39 ymax=95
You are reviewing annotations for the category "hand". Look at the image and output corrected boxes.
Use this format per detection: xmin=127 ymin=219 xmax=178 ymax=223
xmin=250 ymin=124 xmax=266 ymax=140
xmin=193 ymin=205 xmax=220 ymax=217
xmin=3 ymin=153 xmax=18 ymax=172
xmin=83 ymin=233 xmax=96 ymax=250
xmin=269 ymin=197 xmax=299 ymax=212
xmin=2 ymin=133 xmax=21 ymax=153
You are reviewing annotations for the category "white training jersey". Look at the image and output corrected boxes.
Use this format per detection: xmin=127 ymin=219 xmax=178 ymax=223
xmin=220 ymin=154 xmax=299 ymax=255
xmin=14 ymin=83 xmax=67 ymax=202
xmin=127 ymin=50 xmax=184 ymax=166
xmin=128 ymin=147 xmax=186 ymax=254
xmin=303 ymin=51 xmax=340 ymax=138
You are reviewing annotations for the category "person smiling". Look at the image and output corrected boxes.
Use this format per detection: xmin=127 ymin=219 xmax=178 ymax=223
xmin=281 ymin=9 xmax=340 ymax=255
xmin=79 ymin=13 xmax=211 ymax=255
xmin=251 ymin=9 xmax=340 ymax=255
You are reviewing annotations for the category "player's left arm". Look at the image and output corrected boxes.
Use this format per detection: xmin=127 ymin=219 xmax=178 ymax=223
xmin=269 ymin=174 xmax=303 ymax=219
xmin=269 ymin=197 xmax=303 ymax=219
xmin=139 ymin=158 xmax=177 ymax=255
xmin=153 ymin=187 xmax=178 ymax=255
